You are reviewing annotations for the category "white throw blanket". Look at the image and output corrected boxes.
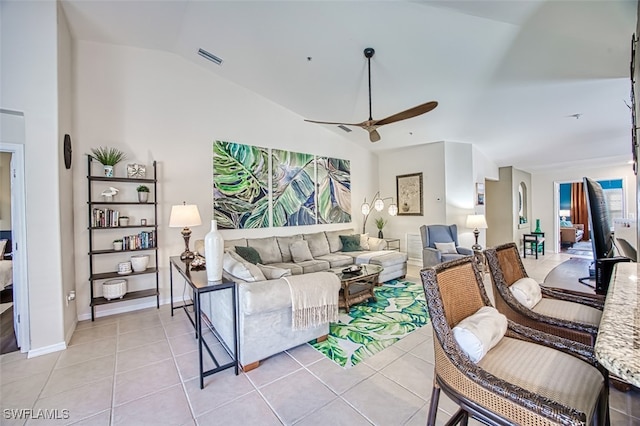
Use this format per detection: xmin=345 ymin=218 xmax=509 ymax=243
xmin=283 ymin=273 xmax=340 ymax=330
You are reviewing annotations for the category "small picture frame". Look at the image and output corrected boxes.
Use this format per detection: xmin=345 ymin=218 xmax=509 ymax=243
xmin=476 ymin=183 xmax=485 ymax=206
xmin=127 ymin=163 xmax=146 ymax=178
xmin=396 ymin=172 xmax=423 ymax=216
xmin=140 ymin=219 xmax=147 ymax=226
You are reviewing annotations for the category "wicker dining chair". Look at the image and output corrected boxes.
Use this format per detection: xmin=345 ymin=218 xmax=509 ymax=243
xmin=485 ymin=242 xmax=603 ymax=346
xmin=420 ymin=257 xmax=609 ymax=426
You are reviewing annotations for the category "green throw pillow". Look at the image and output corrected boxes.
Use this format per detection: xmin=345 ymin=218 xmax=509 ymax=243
xmin=339 ymin=234 xmax=362 ymax=252
xmin=235 ymin=246 xmax=262 ymax=264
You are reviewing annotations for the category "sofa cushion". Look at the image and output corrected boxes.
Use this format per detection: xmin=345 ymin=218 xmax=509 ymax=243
xmin=295 ymin=259 xmax=331 ymax=273
xmin=303 ymin=232 xmax=331 ymax=257
xmin=324 ymin=229 xmax=354 ymax=253
xmin=276 ymin=235 xmax=303 ymax=262
xmin=339 ymin=234 xmax=362 ymax=252
xmin=235 ymin=246 xmax=262 ymax=264
xmin=257 ymin=264 xmax=292 ymax=279
xmin=269 ymin=262 xmax=304 ymax=275
xmin=360 ymin=233 xmax=370 ymax=250
xmin=366 ymin=251 xmax=408 ymax=268
xmin=223 ymin=251 xmax=266 ymax=282
xmin=314 ymin=253 xmax=353 ymax=268
xmin=223 ymin=238 xmax=247 ymax=251
xmin=248 ymin=237 xmax=282 ymax=264
xmin=367 ymin=236 xmax=386 ymax=251
xmin=290 ymin=240 xmax=314 ymax=262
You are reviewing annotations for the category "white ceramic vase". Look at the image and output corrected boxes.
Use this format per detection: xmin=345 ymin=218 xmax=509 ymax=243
xmin=204 ymin=220 xmax=224 ymax=281
xmin=130 ymin=255 xmax=149 ymax=272
xmin=103 ymin=165 xmax=114 ymax=177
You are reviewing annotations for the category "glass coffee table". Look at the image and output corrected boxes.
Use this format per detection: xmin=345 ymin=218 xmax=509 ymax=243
xmin=331 ymin=264 xmax=383 ymax=311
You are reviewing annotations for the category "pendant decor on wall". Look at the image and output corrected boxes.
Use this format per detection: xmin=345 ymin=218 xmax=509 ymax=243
xmin=213 ymin=140 xmax=351 ymax=229
xmin=213 ymin=141 xmax=270 ymax=229
xmin=316 ymin=156 xmax=351 ymax=224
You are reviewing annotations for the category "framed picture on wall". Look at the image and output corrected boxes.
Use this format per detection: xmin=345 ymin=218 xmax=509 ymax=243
xmin=476 ymin=182 xmax=485 ymax=205
xmin=396 ymin=172 xmax=423 ymax=216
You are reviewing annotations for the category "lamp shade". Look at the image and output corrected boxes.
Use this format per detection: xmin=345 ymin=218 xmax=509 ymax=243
xmin=361 ymin=202 xmax=371 ymax=215
xmin=466 ymin=214 xmax=488 ymax=229
xmin=374 ymin=198 xmax=385 ymax=211
xmin=388 ymin=203 xmax=398 ymax=216
xmin=169 ymin=204 xmax=202 ymax=227
xmin=559 ymin=210 xmax=571 ymax=218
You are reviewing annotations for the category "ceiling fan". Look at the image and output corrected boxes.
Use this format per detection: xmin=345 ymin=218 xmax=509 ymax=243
xmin=305 ymin=47 xmax=438 ymax=142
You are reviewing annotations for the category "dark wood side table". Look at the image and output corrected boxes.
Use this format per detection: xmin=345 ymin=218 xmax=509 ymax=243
xmin=523 ymin=232 xmax=545 ymax=259
xmin=169 ymin=256 xmax=238 ymax=388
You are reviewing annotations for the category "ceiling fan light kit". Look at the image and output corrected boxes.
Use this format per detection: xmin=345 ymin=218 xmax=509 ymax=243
xmin=305 ymin=47 xmax=438 ymax=142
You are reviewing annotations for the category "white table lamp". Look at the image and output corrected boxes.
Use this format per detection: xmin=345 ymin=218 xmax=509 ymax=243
xmin=169 ymin=202 xmax=202 ymax=260
xmin=466 ymin=214 xmax=488 ymax=251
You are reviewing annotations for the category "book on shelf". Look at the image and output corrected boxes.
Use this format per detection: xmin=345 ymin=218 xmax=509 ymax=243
xmin=92 ymin=208 xmax=120 ymax=228
xmin=122 ymin=231 xmax=156 ymax=250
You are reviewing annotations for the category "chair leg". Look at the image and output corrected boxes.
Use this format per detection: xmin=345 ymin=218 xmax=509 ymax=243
xmin=427 ymin=385 xmax=441 ymax=426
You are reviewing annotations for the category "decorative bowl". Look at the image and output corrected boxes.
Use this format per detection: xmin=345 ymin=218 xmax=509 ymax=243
xmin=130 ymin=255 xmax=149 ymax=272
xmin=103 ymin=279 xmax=127 ymax=300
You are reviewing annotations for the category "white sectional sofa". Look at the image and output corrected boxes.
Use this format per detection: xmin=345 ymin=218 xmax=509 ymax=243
xmin=199 ymin=228 xmax=408 ymax=370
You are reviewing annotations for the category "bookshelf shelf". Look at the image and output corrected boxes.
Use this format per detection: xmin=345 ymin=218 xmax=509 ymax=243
xmin=87 ymin=156 xmax=160 ymax=320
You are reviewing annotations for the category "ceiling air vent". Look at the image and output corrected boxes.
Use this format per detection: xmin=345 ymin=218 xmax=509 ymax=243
xmin=198 ymin=48 xmax=223 ymax=66
xmin=337 ymin=125 xmax=352 ymax=133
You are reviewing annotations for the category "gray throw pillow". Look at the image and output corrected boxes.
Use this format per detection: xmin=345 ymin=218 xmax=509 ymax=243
xmin=290 ymin=240 xmax=314 ymax=262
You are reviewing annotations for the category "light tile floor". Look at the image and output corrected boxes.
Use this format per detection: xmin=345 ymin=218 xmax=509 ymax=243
xmin=1 ymin=252 xmax=638 ymax=425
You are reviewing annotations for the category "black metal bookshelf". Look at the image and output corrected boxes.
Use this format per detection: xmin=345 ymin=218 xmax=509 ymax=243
xmin=87 ymin=156 xmax=159 ymax=320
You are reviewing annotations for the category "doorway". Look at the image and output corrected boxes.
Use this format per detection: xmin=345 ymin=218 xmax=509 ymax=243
xmin=1 ymin=110 xmax=30 ymax=353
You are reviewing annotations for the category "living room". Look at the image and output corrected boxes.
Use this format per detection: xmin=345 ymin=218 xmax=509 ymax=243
xmin=2 ymin=0 xmax=639 ymax=424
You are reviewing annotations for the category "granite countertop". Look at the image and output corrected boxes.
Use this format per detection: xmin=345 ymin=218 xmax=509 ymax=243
xmin=594 ymin=262 xmax=639 ymax=387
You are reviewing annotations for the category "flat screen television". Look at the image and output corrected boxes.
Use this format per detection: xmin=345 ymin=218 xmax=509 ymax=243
xmin=583 ymin=177 xmax=631 ymax=294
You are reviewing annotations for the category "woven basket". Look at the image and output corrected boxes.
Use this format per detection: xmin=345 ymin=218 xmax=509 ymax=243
xmin=103 ymin=279 xmax=127 ymax=300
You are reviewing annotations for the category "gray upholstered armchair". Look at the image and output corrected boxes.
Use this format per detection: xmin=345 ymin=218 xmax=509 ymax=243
xmin=419 ymin=224 xmax=473 ymax=268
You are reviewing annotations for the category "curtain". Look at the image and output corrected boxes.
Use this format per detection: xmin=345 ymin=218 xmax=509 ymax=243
xmin=570 ymin=182 xmax=589 ymax=240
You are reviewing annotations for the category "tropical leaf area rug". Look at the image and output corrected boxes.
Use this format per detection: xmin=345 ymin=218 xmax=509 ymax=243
xmin=310 ymin=279 xmax=429 ymax=368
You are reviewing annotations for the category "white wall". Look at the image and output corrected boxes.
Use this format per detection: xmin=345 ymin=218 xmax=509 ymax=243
xmin=531 ymin=163 xmax=636 ymax=252
xmin=1 ymin=0 xmax=66 ymax=353
xmin=73 ymin=40 xmax=377 ymax=319
xmin=376 ymin=141 xmax=498 ymax=252
xmin=57 ymin=3 xmax=77 ymax=341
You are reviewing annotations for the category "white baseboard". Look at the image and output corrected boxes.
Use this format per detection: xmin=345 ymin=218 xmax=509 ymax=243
xmin=76 ymin=295 xmax=190 ymax=322
xmin=28 ymin=341 xmax=66 ymax=358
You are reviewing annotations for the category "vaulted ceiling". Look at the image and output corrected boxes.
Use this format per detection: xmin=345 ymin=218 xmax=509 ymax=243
xmin=60 ymin=0 xmax=638 ymax=171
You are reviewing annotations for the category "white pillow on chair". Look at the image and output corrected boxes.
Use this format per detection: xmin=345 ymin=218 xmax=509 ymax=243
xmin=435 ymin=242 xmax=457 ymax=254
xmin=452 ymin=306 xmax=508 ymax=363
xmin=509 ymin=277 xmax=542 ymax=309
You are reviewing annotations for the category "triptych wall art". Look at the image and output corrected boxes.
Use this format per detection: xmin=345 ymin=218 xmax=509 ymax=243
xmin=213 ymin=140 xmax=351 ymax=229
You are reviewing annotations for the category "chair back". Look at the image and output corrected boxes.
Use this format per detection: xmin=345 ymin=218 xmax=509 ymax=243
xmin=486 ymin=242 xmax=528 ymax=287
xmin=420 ymin=224 xmax=459 ymax=249
xmin=421 ymin=257 xmax=490 ymax=330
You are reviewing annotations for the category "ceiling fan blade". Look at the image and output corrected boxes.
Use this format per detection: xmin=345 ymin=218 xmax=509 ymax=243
xmin=304 ymin=119 xmax=363 ymax=126
xmin=369 ymin=129 xmax=381 ymax=142
xmin=375 ymin=101 xmax=438 ymax=126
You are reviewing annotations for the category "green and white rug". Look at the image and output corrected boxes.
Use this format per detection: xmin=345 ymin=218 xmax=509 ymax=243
xmin=310 ymin=279 xmax=429 ymax=368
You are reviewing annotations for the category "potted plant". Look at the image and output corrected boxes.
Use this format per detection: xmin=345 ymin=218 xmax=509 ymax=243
xmin=375 ymin=217 xmax=387 ymax=239
xmin=113 ymin=239 xmax=123 ymax=251
xmin=137 ymin=185 xmax=150 ymax=203
xmin=90 ymin=147 xmax=126 ymax=177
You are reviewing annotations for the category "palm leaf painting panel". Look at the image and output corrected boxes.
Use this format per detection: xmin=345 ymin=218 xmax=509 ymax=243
xmin=271 ymin=148 xmax=317 ymax=227
xmin=316 ymin=156 xmax=351 ymax=224
xmin=213 ymin=140 xmax=270 ymax=229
